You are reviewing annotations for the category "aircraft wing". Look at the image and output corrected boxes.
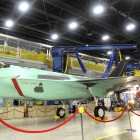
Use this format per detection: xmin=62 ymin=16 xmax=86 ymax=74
xmin=77 ymin=76 xmax=140 ymax=97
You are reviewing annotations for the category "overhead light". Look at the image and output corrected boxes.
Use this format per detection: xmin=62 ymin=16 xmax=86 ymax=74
xmin=5 ymin=20 xmax=14 ymax=28
xmin=51 ymin=33 xmax=59 ymax=40
xmin=125 ymin=56 xmax=130 ymax=60
xmin=19 ymin=1 xmax=29 ymax=12
xmin=68 ymin=21 xmax=78 ymax=30
xmin=126 ymin=23 xmax=136 ymax=31
xmin=107 ymin=51 xmax=112 ymax=55
xmin=93 ymin=5 xmax=104 ymax=15
xmin=86 ymin=44 xmax=89 ymax=46
xmin=102 ymin=35 xmax=110 ymax=41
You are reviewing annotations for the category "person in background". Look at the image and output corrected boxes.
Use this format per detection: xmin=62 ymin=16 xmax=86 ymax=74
xmin=72 ymin=100 xmax=78 ymax=113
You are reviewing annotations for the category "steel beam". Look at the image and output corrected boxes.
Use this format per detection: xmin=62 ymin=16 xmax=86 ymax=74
xmin=110 ymin=0 xmax=122 ymax=6
xmin=44 ymin=0 xmax=140 ymax=44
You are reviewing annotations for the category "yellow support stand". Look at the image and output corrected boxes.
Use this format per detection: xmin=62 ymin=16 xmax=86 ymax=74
xmin=93 ymin=117 xmax=101 ymax=121
xmin=93 ymin=116 xmax=108 ymax=121
xmin=54 ymin=116 xmax=60 ymax=120
xmin=103 ymin=116 xmax=108 ymax=120
xmin=114 ymin=107 xmax=122 ymax=112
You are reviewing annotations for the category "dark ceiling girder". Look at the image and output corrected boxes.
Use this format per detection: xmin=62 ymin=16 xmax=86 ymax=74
xmin=44 ymin=0 xmax=140 ymax=44
xmin=110 ymin=0 xmax=122 ymax=6
xmin=0 ymin=6 xmax=50 ymax=25
xmin=0 ymin=5 xmax=94 ymax=44
xmin=0 ymin=0 xmax=133 ymax=44
xmin=28 ymin=8 xmax=101 ymax=43
xmin=0 ymin=2 xmax=99 ymax=43
xmin=19 ymin=25 xmax=83 ymax=45
xmin=102 ymin=0 xmax=138 ymax=24
xmin=0 ymin=18 xmax=83 ymax=45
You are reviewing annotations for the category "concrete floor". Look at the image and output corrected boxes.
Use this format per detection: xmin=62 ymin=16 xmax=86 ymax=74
xmin=0 ymin=111 xmax=140 ymax=140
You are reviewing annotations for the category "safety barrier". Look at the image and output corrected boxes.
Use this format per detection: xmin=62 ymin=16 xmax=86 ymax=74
xmin=0 ymin=109 xmax=13 ymax=114
xmin=15 ymin=108 xmax=24 ymax=114
xmin=1 ymin=105 xmax=140 ymax=139
xmin=37 ymin=108 xmax=55 ymax=113
xmin=130 ymin=109 xmax=140 ymax=116
xmin=14 ymin=108 xmax=56 ymax=114
xmin=28 ymin=108 xmax=36 ymax=113
xmin=0 ymin=107 xmax=63 ymax=119
xmin=0 ymin=109 xmax=78 ymax=133
xmin=84 ymin=107 xmax=127 ymax=122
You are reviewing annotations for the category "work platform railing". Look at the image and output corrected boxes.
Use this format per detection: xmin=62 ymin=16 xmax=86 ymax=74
xmin=0 ymin=45 xmax=115 ymax=74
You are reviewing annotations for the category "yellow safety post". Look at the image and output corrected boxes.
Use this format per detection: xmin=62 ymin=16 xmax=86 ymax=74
xmin=79 ymin=106 xmax=84 ymax=140
xmin=119 ymin=50 xmax=122 ymax=61
xmin=64 ymin=55 xmax=69 ymax=74
xmin=79 ymin=106 xmax=84 ymax=114
xmin=54 ymin=115 xmax=60 ymax=120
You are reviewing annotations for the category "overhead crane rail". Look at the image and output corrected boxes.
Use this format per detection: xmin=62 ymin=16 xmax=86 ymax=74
xmin=52 ymin=44 xmax=137 ymax=74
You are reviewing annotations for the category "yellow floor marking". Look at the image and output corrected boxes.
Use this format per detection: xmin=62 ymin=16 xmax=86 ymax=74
xmin=95 ymin=131 xmax=128 ymax=140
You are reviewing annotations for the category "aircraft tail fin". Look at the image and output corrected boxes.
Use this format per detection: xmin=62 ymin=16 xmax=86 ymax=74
xmin=108 ymin=60 xmax=128 ymax=77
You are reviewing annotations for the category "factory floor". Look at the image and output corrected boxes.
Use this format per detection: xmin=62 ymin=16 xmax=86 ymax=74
xmin=0 ymin=111 xmax=140 ymax=140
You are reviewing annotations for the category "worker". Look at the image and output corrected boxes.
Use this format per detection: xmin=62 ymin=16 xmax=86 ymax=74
xmin=72 ymin=100 xmax=78 ymax=113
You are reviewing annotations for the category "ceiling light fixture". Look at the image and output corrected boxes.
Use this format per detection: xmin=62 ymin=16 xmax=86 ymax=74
xmin=68 ymin=21 xmax=78 ymax=30
xmin=93 ymin=5 xmax=104 ymax=15
xmin=125 ymin=56 xmax=130 ymax=60
xmin=107 ymin=51 xmax=112 ymax=55
xmin=19 ymin=1 xmax=29 ymax=12
xmin=102 ymin=35 xmax=110 ymax=41
xmin=5 ymin=20 xmax=14 ymax=28
xmin=51 ymin=33 xmax=59 ymax=40
xmin=126 ymin=23 xmax=136 ymax=31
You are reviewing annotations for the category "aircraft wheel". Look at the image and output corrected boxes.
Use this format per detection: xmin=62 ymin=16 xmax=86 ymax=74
xmin=56 ymin=107 xmax=66 ymax=118
xmin=94 ymin=106 xmax=105 ymax=119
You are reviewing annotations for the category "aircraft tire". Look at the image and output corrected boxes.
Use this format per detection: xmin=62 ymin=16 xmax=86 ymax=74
xmin=56 ymin=107 xmax=66 ymax=118
xmin=94 ymin=106 xmax=105 ymax=119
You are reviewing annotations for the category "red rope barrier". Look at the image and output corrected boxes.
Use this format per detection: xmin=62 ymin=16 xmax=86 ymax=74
xmin=130 ymin=109 xmax=140 ymax=116
xmin=87 ymin=107 xmax=94 ymax=111
xmin=0 ymin=109 xmax=78 ymax=133
xmin=38 ymin=108 xmax=55 ymax=113
xmin=28 ymin=108 xmax=36 ymax=113
xmin=84 ymin=107 xmax=126 ymax=123
xmin=0 ymin=109 xmax=13 ymax=114
xmin=14 ymin=109 xmax=24 ymax=113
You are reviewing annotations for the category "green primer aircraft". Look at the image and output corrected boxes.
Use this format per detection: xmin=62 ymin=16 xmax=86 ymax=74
xmin=0 ymin=65 xmax=140 ymax=118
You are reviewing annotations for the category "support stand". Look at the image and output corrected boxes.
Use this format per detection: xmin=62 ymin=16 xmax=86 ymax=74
xmin=80 ymin=113 xmax=84 ymax=140
xmin=79 ymin=107 xmax=85 ymax=140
